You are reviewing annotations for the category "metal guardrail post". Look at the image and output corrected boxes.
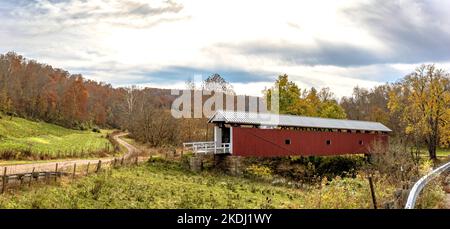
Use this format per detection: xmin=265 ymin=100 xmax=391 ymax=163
xmin=405 ymin=161 xmax=450 ymax=209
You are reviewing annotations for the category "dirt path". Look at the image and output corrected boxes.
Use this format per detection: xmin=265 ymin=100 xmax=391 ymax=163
xmin=0 ymin=133 xmax=139 ymax=175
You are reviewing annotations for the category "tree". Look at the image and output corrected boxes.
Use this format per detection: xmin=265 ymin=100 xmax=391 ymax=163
xmin=264 ymin=74 xmax=302 ymax=115
xmin=388 ymin=64 xmax=450 ymax=160
xmin=202 ymin=73 xmax=234 ymax=94
xmin=319 ymin=101 xmax=347 ymax=119
xmin=340 ymin=85 xmax=392 ymax=124
xmin=265 ymin=74 xmax=346 ymax=118
xmin=62 ymin=76 xmax=89 ymax=125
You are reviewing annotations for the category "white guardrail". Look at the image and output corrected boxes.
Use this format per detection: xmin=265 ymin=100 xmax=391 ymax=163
xmin=405 ymin=161 xmax=450 ymax=209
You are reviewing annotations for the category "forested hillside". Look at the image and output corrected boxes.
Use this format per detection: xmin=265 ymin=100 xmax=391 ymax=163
xmin=1 ymin=52 xmax=449 ymax=159
xmin=0 ymin=52 xmax=175 ymax=129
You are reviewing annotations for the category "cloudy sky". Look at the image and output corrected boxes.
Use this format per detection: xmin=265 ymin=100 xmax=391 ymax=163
xmin=1 ymin=0 xmax=450 ymax=97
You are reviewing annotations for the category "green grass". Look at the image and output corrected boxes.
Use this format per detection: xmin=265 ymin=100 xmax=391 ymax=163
xmin=0 ymin=160 xmax=397 ymax=209
xmin=0 ymin=116 xmax=113 ymax=160
xmin=418 ymin=148 xmax=450 ymax=159
xmin=436 ymin=149 xmax=450 ymax=157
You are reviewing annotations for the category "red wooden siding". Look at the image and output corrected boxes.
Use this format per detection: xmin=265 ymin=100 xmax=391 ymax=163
xmin=232 ymin=127 xmax=388 ymax=157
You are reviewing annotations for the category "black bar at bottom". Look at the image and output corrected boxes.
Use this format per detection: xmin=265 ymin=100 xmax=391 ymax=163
xmin=0 ymin=209 xmax=448 ymax=227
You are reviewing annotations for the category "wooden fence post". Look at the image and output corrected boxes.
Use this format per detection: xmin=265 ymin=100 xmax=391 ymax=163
xmin=55 ymin=163 xmax=58 ymax=182
xmin=135 ymin=157 xmax=138 ymax=165
xmin=96 ymin=160 xmax=102 ymax=173
xmin=86 ymin=162 xmax=90 ymax=175
xmin=368 ymin=176 xmax=377 ymax=209
xmin=73 ymin=163 xmax=77 ymax=180
xmin=1 ymin=167 xmax=7 ymax=194
xmin=29 ymin=167 xmax=35 ymax=187
xmin=113 ymin=158 xmax=117 ymax=168
xmin=121 ymin=157 xmax=124 ymax=166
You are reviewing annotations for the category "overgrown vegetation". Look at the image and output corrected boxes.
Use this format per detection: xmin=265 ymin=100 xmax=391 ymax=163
xmin=243 ymin=155 xmax=365 ymax=183
xmin=364 ymin=141 xmax=447 ymax=208
xmin=0 ymin=116 xmax=113 ymax=160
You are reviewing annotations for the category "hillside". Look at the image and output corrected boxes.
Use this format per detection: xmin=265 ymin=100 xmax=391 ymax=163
xmin=0 ymin=115 xmax=113 ymax=160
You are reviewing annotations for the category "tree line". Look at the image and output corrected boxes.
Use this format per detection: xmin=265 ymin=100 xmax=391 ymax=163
xmin=266 ymin=67 xmax=450 ymax=160
xmin=1 ymin=52 xmax=449 ymax=159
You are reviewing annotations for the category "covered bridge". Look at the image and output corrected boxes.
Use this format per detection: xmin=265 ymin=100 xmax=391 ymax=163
xmin=184 ymin=110 xmax=391 ymax=157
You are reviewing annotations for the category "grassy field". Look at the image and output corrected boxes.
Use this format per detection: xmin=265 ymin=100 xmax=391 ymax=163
xmin=0 ymin=116 xmax=113 ymax=160
xmin=0 ymin=160 xmax=400 ymax=209
xmin=436 ymin=149 xmax=450 ymax=157
xmin=418 ymin=148 xmax=450 ymax=160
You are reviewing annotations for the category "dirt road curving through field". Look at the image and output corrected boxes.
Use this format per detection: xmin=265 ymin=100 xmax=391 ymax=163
xmin=0 ymin=132 xmax=140 ymax=175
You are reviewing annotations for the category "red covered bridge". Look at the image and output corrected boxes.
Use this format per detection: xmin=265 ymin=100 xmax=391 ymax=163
xmin=183 ymin=110 xmax=391 ymax=157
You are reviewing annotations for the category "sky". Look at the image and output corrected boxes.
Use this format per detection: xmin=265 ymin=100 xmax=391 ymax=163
xmin=1 ymin=0 xmax=450 ymax=98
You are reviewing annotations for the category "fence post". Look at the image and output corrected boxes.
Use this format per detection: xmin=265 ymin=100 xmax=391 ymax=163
xmin=368 ymin=176 xmax=377 ymax=209
xmin=135 ymin=157 xmax=138 ymax=165
xmin=121 ymin=157 xmax=124 ymax=166
xmin=29 ymin=167 xmax=35 ymax=187
xmin=113 ymin=158 xmax=117 ymax=168
xmin=96 ymin=160 xmax=102 ymax=173
xmin=73 ymin=163 xmax=77 ymax=180
xmin=86 ymin=162 xmax=90 ymax=175
xmin=55 ymin=163 xmax=58 ymax=182
xmin=1 ymin=167 xmax=7 ymax=194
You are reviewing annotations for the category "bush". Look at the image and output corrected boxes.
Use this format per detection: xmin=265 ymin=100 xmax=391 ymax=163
xmin=92 ymin=127 xmax=101 ymax=133
xmin=245 ymin=164 xmax=273 ymax=180
xmin=311 ymin=156 xmax=364 ymax=178
xmin=415 ymin=178 xmax=446 ymax=209
xmin=367 ymin=140 xmax=419 ymax=184
xmin=242 ymin=155 xmax=363 ymax=182
xmin=6 ymin=111 xmax=16 ymax=117
xmin=78 ymin=123 xmax=89 ymax=131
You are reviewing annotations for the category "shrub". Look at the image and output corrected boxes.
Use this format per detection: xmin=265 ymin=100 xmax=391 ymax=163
xmin=366 ymin=140 xmax=419 ymax=185
xmin=92 ymin=127 xmax=101 ymax=133
xmin=245 ymin=164 xmax=273 ymax=180
xmin=313 ymin=156 xmax=364 ymax=178
xmin=415 ymin=178 xmax=446 ymax=209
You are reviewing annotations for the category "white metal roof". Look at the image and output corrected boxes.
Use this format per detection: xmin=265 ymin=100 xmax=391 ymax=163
xmin=208 ymin=110 xmax=392 ymax=132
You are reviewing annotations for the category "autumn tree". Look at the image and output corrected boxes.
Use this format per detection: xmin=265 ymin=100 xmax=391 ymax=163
xmin=340 ymin=85 xmax=398 ymax=135
xmin=265 ymin=74 xmax=302 ymax=115
xmin=265 ymin=74 xmax=346 ymax=118
xmin=62 ymin=76 xmax=89 ymax=126
xmin=305 ymin=87 xmax=347 ymax=119
xmin=388 ymin=64 xmax=450 ymax=159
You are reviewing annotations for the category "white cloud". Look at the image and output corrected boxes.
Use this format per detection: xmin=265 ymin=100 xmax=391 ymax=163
xmin=1 ymin=0 xmax=449 ymax=98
